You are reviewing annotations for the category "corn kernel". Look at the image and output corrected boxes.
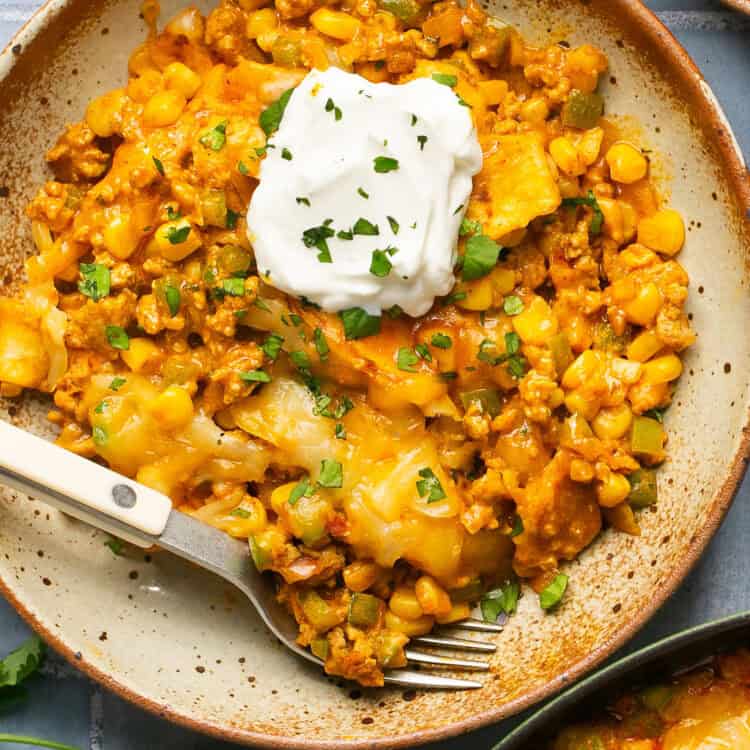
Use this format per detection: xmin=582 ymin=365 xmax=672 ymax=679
xmin=549 ymin=136 xmax=585 ymax=176
xmin=310 ymin=8 xmax=361 ymax=41
xmin=623 ymin=282 xmax=662 ymax=326
xmin=520 ymin=97 xmax=549 ymax=124
xmin=85 ymin=89 xmax=127 ymax=138
xmin=121 ymin=338 xmax=160 ymax=373
xmin=596 ymin=472 xmax=631 ymax=507
xmin=620 ymin=202 xmax=638 ymax=242
xmin=641 ymin=354 xmax=683 ymax=385
xmin=0 ymin=320 xmax=48 ymax=388
xmin=415 ymin=576 xmax=452 ymax=617
xmin=343 ymin=561 xmax=380 ymax=593
xmin=478 ymin=79 xmax=509 ymax=106
xmin=597 ymin=197 xmax=625 ymax=243
xmin=143 ymin=89 xmax=186 ymax=128
xmin=562 ymin=350 xmax=601 ymax=389
xmin=149 ymin=219 xmax=202 ymax=261
xmin=163 ymin=62 xmax=202 ymax=99
xmin=627 ymin=331 xmax=663 ymax=362
xmin=490 ymin=266 xmax=517 ymax=294
xmin=578 ymin=126 xmax=604 ymax=166
xmin=436 ymin=602 xmax=471 ymax=624
xmin=270 ymin=481 xmax=298 ymax=514
xmin=570 ymin=458 xmax=594 ymax=483
xmin=455 ymin=277 xmax=493 ymax=311
xmin=564 ymin=391 xmax=601 ymax=421
xmin=605 ymin=142 xmax=648 ymax=184
xmin=148 ymin=385 xmax=194 ymax=431
xmin=384 ymin=610 xmax=434 ymax=636
xmin=102 ymin=212 xmax=140 ymax=260
xmin=592 ymin=403 xmax=633 ymax=440
xmin=512 ymin=296 xmax=558 ymax=345
xmin=246 ymin=8 xmax=278 ymax=38
xmin=637 ymin=209 xmax=686 ymax=256
xmin=389 ymin=586 xmax=424 ymax=621
xmin=603 ymin=503 xmax=641 ymax=536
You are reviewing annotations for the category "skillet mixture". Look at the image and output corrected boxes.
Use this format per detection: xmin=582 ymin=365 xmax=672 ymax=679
xmin=0 ymin=0 xmax=695 ymax=686
xmin=551 ymin=646 xmax=750 ymax=749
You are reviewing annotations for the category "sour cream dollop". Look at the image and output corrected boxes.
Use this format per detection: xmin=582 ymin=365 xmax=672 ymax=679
xmin=247 ymin=67 xmax=483 ymax=317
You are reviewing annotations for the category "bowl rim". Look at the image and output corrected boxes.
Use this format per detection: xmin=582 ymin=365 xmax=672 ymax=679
xmin=720 ymin=0 xmax=750 ymax=16
xmin=0 ymin=1 xmax=749 ymax=748
xmin=492 ymin=610 xmax=750 ymax=749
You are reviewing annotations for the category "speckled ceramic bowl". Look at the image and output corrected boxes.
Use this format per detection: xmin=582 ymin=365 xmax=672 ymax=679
xmin=0 ymin=1 xmax=748 ymax=748
xmin=493 ymin=612 xmax=750 ymax=749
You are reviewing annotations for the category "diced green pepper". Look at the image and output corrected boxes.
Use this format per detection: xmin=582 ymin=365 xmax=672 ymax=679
xmin=639 ymin=684 xmax=675 ymax=712
xmin=347 ymin=593 xmax=382 ymax=628
xmin=630 ymin=416 xmax=665 ymax=459
xmin=272 ymin=36 xmax=303 ymax=67
xmin=300 ymin=591 xmax=344 ymax=632
xmin=459 ymin=388 xmax=502 ymax=417
xmin=448 ymin=579 xmax=483 ymax=603
xmin=248 ymin=535 xmax=271 ymax=571
xmin=594 ymin=321 xmax=627 ymax=354
xmin=217 ymin=245 xmax=252 ymax=277
xmin=378 ymin=0 xmax=425 ymax=26
xmin=201 ymin=189 xmax=227 ymax=227
xmin=374 ymin=631 xmax=407 ymax=668
xmin=548 ymin=332 xmax=574 ymax=376
xmin=628 ymin=468 xmax=658 ymax=508
xmin=310 ymin=637 xmax=329 ymax=661
xmin=287 ymin=494 xmax=330 ymax=547
xmin=561 ymin=90 xmax=604 ymax=129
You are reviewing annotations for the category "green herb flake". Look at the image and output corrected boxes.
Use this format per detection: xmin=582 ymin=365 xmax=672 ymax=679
xmin=167 ymin=224 xmax=191 ymax=245
xmin=462 ymin=234 xmax=501 ymax=281
xmin=505 ymin=331 xmax=521 ymax=355
xmin=230 ymin=508 xmax=252 ymax=519
xmin=261 ymin=333 xmax=284 ymax=360
xmin=296 ymin=197 xmax=311 ymax=207
xmin=240 ymin=369 xmax=272 ymax=383
xmin=339 ymin=307 xmax=381 ymax=340
xmin=432 ymin=73 xmax=458 ymax=87
xmin=166 ymin=205 xmax=181 ymax=221
xmin=481 ymin=580 xmax=520 ymax=622
xmin=415 ymin=343 xmax=432 ymax=362
xmin=281 ymin=147 xmax=293 ymax=161
xmin=253 ymin=297 xmax=271 ymax=313
xmin=259 ymin=89 xmax=294 ymax=136
xmin=444 ymin=291 xmax=468 ymax=305
xmin=561 ymin=190 xmax=604 ymax=236
xmin=318 ymin=458 xmax=343 ymax=489
xmin=386 ymin=305 xmax=403 ymax=319
xmin=335 ymin=423 xmax=346 ymax=440
xmin=226 ymin=208 xmax=240 ymax=230
xmin=431 ymin=333 xmax=452 ymax=349
xmin=93 ymin=400 xmax=107 ymax=415
xmin=353 ymin=218 xmax=379 ymax=236
xmin=503 ymin=295 xmax=524 ymax=316
xmin=164 ymin=284 xmax=181 ymax=317
xmin=290 ymin=350 xmax=311 ymax=370
xmin=0 ymin=635 xmax=45 ymax=689
xmin=324 ymin=97 xmax=342 ymax=121
xmin=105 ymin=325 xmax=130 ymax=351
xmin=152 ymin=157 xmax=165 ymax=176
xmin=539 ymin=573 xmax=568 ymax=611
xmin=411 ymin=114 xmax=417 ymax=126
xmin=370 ymin=249 xmax=393 ymax=278
xmin=222 ymin=278 xmax=246 ymax=296
xmin=337 ymin=229 xmax=354 ymax=241
xmin=387 ymin=216 xmax=400 ymax=235
xmin=109 ymin=377 xmax=127 ymax=391
xmin=357 ymin=187 xmax=369 ymax=199
xmin=313 ymin=328 xmax=329 ymax=361
xmin=104 ymin=537 xmax=125 ymax=556
xmin=78 ymin=263 xmax=111 ymax=302
xmin=416 ymin=467 xmax=446 ymax=503
xmin=238 ymin=160 xmax=249 ymax=175
xmin=507 ymin=355 xmax=527 ymax=379
xmin=510 ymin=514 xmax=524 ymax=537
xmin=644 ymin=406 xmax=667 ymax=423
xmin=199 ymin=120 xmax=228 ymax=151
xmin=439 ymin=371 xmax=458 ymax=381
xmin=417 ymin=135 xmax=428 ymax=151
xmin=460 ymin=218 xmax=482 ymax=236
xmin=396 ymin=347 xmax=419 ymax=372
xmin=92 ymin=425 xmax=108 ymax=446
xmin=288 ymin=477 xmax=313 ymax=506
xmin=373 ymin=156 xmax=399 ymax=173
xmin=302 ymin=221 xmax=336 ymax=263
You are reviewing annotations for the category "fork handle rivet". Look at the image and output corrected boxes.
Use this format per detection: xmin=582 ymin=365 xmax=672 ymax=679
xmin=112 ymin=484 xmax=137 ymax=508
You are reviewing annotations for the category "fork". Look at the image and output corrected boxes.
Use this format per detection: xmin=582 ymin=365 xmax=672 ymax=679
xmin=0 ymin=419 xmax=502 ymax=689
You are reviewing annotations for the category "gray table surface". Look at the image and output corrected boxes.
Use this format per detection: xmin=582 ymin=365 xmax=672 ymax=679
xmin=0 ymin=2 xmax=748 ymax=748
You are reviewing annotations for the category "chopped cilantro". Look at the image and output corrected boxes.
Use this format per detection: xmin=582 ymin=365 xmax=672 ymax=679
xmin=503 ymin=295 xmax=524 ymax=316
xmin=415 ymin=343 xmax=432 ymax=362
xmin=105 ymin=326 xmax=129 ymax=351
xmin=335 ymin=423 xmax=346 ymax=440
xmin=417 ymin=135 xmax=428 ymax=151
xmin=288 ymin=477 xmax=313 ymax=505
xmin=302 ymin=221 xmax=335 ymax=263
xmin=416 ymin=467 xmax=446 ymax=502
xmin=290 ymin=350 xmax=311 ymax=370
xmin=152 ymin=157 xmax=165 ymax=175
xmin=353 ymin=218 xmax=379 ymax=236
xmin=561 ymin=190 xmax=604 ymax=236
xmin=460 ymin=218 xmax=482 ymax=236
xmin=238 ymin=161 xmax=249 ymax=175
xmin=373 ymin=156 xmax=399 ymax=173
xmin=387 ymin=216 xmax=399 ymax=235
xmin=281 ymin=147 xmax=292 ymax=161
xmin=396 ymin=347 xmax=419 ymax=372
xmin=259 ymin=89 xmax=294 ymax=136
xmin=313 ymin=328 xmax=329 ymax=361
xmin=337 ymin=229 xmax=353 ymax=240
xmin=431 ymin=333 xmax=452 ymax=349
xmin=339 ymin=307 xmax=381 ymax=340
xmin=167 ymin=224 xmax=191 ymax=245
xmin=109 ymin=377 xmax=126 ymax=391
xmin=78 ymin=263 xmax=111 ymax=301
xmin=432 ymin=73 xmax=458 ymax=87
xmin=462 ymin=234 xmax=501 ymax=281
xmin=164 ymin=284 xmax=180 ymax=317
xmin=92 ymin=425 xmax=108 ymax=446
xmin=105 ymin=537 xmax=125 ymax=556
xmin=261 ymin=333 xmax=284 ymax=360
xmin=324 ymin=97 xmax=342 ymax=121
xmin=481 ymin=580 xmax=520 ymax=622
xmin=370 ymin=248 xmax=394 ymax=278
xmin=318 ymin=458 xmax=343 ymax=488
xmin=222 ymin=278 xmax=246 ymax=296
xmin=199 ymin=120 xmax=228 ymax=151
xmin=240 ymin=370 xmax=271 ymax=383
xmin=226 ymin=209 xmax=240 ymax=229
xmin=296 ymin=197 xmax=311 ymax=206
xmin=539 ymin=574 xmax=568 ymax=611
xmin=357 ymin=187 xmax=369 ymax=199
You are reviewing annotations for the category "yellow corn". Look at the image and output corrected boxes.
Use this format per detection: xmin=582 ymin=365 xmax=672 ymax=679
xmin=121 ymin=338 xmax=160 ymax=373
xmin=478 ymin=79 xmax=509 ymax=106
xmin=578 ymin=127 xmax=604 ymax=166
xmin=0 ymin=320 xmax=48 ymax=388
xmin=163 ymin=62 xmax=202 ymax=100
xmin=384 ymin=610 xmax=434 ymax=636
xmin=143 ymin=90 xmax=186 ymax=128
xmin=597 ymin=197 xmax=625 ymax=243
xmin=414 ymin=576 xmax=452 ymax=617
xmin=310 ymin=8 xmax=361 ymax=40
xmin=569 ymin=458 xmax=594 ymax=483
xmin=549 ymin=136 xmax=585 ymax=176
xmin=623 ymin=281 xmax=662 ymax=326
xmin=596 ymin=472 xmax=631 ymax=507
xmin=641 ymin=354 xmax=683 ymax=385
xmin=512 ymin=296 xmax=558 ymax=345
xmin=246 ymin=8 xmax=278 ymax=38
xmin=149 ymin=219 xmax=202 ymax=261
xmin=637 ymin=209 xmax=686 ymax=256
xmin=455 ymin=277 xmax=493 ymax=311
xmin=436 ymin=602 xmax=471 ymax=624
xmin=270 ymin=481 xmax=298 ymax=514
xmin=562 ymin=350 xmax=600 ymax=389
xmin=389 ymin=586 xmax=424 ymax=621
xmin=520 ymin=97 xmax=549 ymax=124
xmin=592 ymin=403 xmax=633 ymax=440
xmin=490 ymin=266 xmax=517 ymax=294
xmin=85 ymin=88 xmax=127 ymax=138
xmin=102 ymin=212 xmax=140 ymax=260
xmin=605 ymin=142 xmax=648 ymax=184
xmin=564 ymin=391 xmax=601 ymax=421
xmin=603 ymin=503 xmax=641 ymax=536
xmin=627 ymin=330 xmax=663 ymax=362
xmin=148 ymin=385 xmax=194 ymax=431
xmin=343 ymin=561 xmax=380 ymax=593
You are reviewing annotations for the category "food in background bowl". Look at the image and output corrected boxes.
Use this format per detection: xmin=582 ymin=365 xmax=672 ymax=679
xmin=0 ymin=0 xmax=694 ymax=687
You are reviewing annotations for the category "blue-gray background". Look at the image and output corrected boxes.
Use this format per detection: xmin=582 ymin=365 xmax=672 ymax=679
xmin=0 ymin=1 xmax=748 ymax=747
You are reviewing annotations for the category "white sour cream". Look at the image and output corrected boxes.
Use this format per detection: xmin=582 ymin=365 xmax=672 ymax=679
xmin=247 ymin=67 xmax=483 ymax=317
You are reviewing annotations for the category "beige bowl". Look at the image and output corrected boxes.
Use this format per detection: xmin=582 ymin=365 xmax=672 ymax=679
xmin=0 ymin=1 xmax=749 ymax=747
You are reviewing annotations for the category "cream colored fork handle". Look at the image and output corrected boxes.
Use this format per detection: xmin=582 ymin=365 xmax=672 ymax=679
xmin=0 ymin=420 xmax=172 ymax=547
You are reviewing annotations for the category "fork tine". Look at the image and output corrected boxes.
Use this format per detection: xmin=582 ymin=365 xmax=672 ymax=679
xmin=384 ymin=669 xmax=483 ymax=690
xmin=405 ymin=648 xmax=489 ymax=671
xmin=445 ymin=618 xmax=504 ymax=634
xmin=411 ymin=634 xmax=496 ymax=653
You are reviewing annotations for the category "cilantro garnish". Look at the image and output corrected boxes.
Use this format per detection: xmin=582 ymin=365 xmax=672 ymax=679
xmin=261 ymin=333 xmax=284 ymax=360
xmin=199 ymin=120 xmax=228 ymax=151
xmin=260 ymin=89 xmax=294 ymax=136
xmin=370 ymin=247 xmax=396 ymax=277
xmin=324 ymin=97 xmax=342 ymax=121
xmin=353 ymin=218 xmax=379 ymax=236
xmin=462 ymin=234 xmax=501 ymax=281
xmin=167 ymin=224 xmax=191 ymax=244
xmin=281 ymin=147 xmax=292 ymax=161
xmin=417 ymin=135 xmax=428 ymax=151
xmin=105 ymin=326 xmax=129 ymax=351
xmin=164 ymin=284 xmax=180 ymax=317
xmin=481 ymin=580 xmax=520 ymax=622
xmin=432 ymin=73 xmax=458 ymax=87
xmin=561 ymin=190 xmax=604 ymax=235
xmin=431 ymin=333 xmax=452 ymax=349
xmin=240 ymin=370 xmax=272 ymax=383
xmin=152 ymin=157 xmax=165 ymax=176
xmin=302 ymin=220 xmax=335 ymax=263
xmin=387 ymin=216 xmax=399 ymax=235
xmin=78 ymin=263 xmax=111 ymax=301
xmin=313 ymin=328 xmax=329 ymax=361
xmin=339 ymin=307 xmax=381 ymax=340
xmin=416 ymin=467 xmax=446 ymax=502
xmin=373 ymin=156 xmax=399 ymax=173
xmin=503 ymin=295 xmax=524 ymax=316
xmin=318 ymin=458 xmax=343 ymax=488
